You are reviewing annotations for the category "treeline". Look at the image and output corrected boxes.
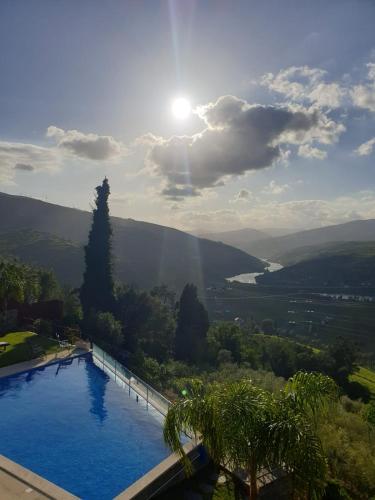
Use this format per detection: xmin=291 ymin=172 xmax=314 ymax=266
xmin=0 ymin=257 xmax=82 ymax=336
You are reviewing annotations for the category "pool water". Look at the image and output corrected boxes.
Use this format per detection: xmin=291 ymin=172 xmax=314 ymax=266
xmin=0 ymin=354 xmax=172 ymax=499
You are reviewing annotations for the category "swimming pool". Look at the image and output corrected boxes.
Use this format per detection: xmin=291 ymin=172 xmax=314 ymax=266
xmin=0 ymin=354 xmax=172 ymax=499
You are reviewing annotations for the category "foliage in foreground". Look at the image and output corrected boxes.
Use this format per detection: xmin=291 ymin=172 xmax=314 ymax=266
xmin=164 ymin=372 xmax=337 ymax=500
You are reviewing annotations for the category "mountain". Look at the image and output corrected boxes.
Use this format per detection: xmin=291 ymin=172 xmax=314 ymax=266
xmin=257 ymin=241 xmax=375 ymax=288
xmin=273 ymin=240 xmax=375 ymax=266
xmin=198 ymin=227 xmax=270 ymax=254
xmin=247 ymin=219 xmax=375 ymax=259
xmin=0 ymin=192 xmax=265 ymax=289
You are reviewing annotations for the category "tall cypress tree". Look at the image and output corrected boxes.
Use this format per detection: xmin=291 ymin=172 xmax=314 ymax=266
xmin=80 ymin=178 xmax=115 ymax=316
xmin=175 ymin=283 xmax=209 ymax=363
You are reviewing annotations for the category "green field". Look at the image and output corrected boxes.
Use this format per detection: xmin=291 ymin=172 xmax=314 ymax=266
xmin=351 ymin=366 xmax=375 ymax=399
xmin=204 ymin=283 xmax=375 ymax=353
xmin=0 ymin=331 xmax=61 ymax=368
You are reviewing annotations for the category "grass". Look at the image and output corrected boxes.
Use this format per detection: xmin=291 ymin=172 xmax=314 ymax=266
xmin=205 ymin=283 xmax=375 ymax=352
xmin=0 ymin=331 xmax=61 ymax=368
xmin=350 ymin=366 xmax=375 ymax=399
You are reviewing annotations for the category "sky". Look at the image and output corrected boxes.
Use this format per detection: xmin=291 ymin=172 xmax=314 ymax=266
xmin=1 ymin=0 xmax=375 ymax=233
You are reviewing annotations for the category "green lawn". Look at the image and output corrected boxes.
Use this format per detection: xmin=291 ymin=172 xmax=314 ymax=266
xmin=350 ymin=366 xmax=375 ymax=399
xmin=0 ymin=331 xmax=61 ymax=368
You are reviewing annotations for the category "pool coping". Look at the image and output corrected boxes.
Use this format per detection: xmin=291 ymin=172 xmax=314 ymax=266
xmin=0 ymin=346 xmax=89 ymax=380
xmin=115 ymin=440 xmax=202 ymax=499
xmin=0 ymin=454 xmax=79 ymax=500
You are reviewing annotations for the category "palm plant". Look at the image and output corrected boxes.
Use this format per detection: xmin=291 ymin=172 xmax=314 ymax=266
xmin=163 ymin=372 xmax=336 ymax=500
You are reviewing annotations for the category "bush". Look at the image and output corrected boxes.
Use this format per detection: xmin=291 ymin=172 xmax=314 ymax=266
xmin=217 ymin=349 xmax=233 ymax=365
xmin=319 ymin=402 xmax=375 ymax=498
xmin=0 ymin=310 xmax=18 ymax=335
xmin=87 ymin=311 xmax=123 ymax=352
xmin=33 ymin=318 xmax=53 ymax=338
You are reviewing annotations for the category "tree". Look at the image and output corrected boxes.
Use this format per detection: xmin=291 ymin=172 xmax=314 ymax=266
xmin=150 ymin=284 xmax=176 ymax=310
xmin=115 ymin=286 xmax=175 ymax=361
xmin=175 ymin=284 xmax=209 ymax=363
xmin=87 ymin=311 xmax=123 ymax=352
xmin=328 ymin=337 xmax=358 ymax=387
xmin=38 ymin=270 xmax=60 ymax=302
xmin=207 ymin=322 xmax=243 ymax=364
xmin=0 ymin=260 xmax=26 ymax=311
xmin=164 ymin=372 xmax=336 ymax=500
xmin=80 ymin=178 xmax=115 ymax=317
xmin=261 ymin=318 xmax=275 ymax=335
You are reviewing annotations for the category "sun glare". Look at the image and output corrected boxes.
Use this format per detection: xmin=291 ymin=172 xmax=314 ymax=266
xmin=171 ymin=97 xmax=191 ymax=120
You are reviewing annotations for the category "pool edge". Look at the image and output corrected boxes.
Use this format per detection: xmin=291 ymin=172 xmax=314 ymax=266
xmin=0 ymin=454 xmax=79 ymax=500
xmin=114 ymin=440 xmax=204 ymax=500
xmin=0 ymin=347 xmax=90 ymax=380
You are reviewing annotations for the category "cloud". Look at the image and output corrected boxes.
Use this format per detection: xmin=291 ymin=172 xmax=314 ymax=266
xmin=146 ymin=95 xmax=342 ymax=198
xmin=232 ymin=188 xmax=252 ymax=203
xmin=355 ymin=137 xmax=375 ymax=156
xmin=261 ymin=66 xmax=346 ymax=108
xmin=298 ymin=144 xmax=327 ymax=159
xmin=161 ymin=184 xmax=200 ymax=200
xmin=262 ymin=180 xmax=290 ymax=195
xmin=0 ymin=141 xmax=58 ymax=183
xmin=170 ymin=191 xmax=375 ymax=233
xmin=351 ymin=63 xmax=375 ymax=112
xmin=46 ymin=126 xmax=126 ymax=161
xmin=14 ymin=163 xmax=35 ymax=171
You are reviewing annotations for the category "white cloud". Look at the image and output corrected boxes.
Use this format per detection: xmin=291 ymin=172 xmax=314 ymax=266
xmin=0 ymin=140 xmax=59 ymax=183
xmin=261 ymin=66 xmax=346 ymax=108
xmin=145 ymin=95 xmax=343 ymax=198
xmin=351 ymin=63 xmax=375 ymax=112
xmin=170 ymin=191 xmax=375 ymax=233
xmin=262 ymin=180 xmax=290 ymax=195
xmin=46 ymin=126 xmax=126 ymax=161
xmin=355 ymin=137 xmax=375 ymax=156
xmin=298 ymin=144 xmax=327 ymax=159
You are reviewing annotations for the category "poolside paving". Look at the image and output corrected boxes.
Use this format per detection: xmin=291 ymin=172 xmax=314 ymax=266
xmin=0 ymin=344 xmax=89 ymax=379
xmin=0 ymin=469 xmax=50 ymax=500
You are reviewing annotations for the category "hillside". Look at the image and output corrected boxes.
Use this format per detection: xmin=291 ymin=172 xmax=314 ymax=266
xmin=247 ymin=219 xmax=375 ymax=259
xmin=256 ymin=243 xmax=375 ymax=287
xmin=198 ymin=227 xmax=270 ymax=253
xmin=0 ymin=230 xmax=83 ymax=285
xmin=274 ymin=240 xmax=375 ymax=266
xmin=0 ymin=192 xmax=265 ymax=289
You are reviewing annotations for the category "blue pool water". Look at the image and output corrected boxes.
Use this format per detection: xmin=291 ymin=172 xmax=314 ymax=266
xmin=0 ymin=354 xmax=172 ymax=499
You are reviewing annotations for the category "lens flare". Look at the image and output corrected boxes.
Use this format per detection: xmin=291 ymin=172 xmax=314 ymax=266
xmin=172 ymin=97 xmax=191 ymax=120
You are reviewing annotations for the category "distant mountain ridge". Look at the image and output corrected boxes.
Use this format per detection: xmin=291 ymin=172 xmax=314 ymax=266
xmin=247 ymin=219 xmax=375 ymax=259
xmin=274 ymin=240 xmax=375 ymax=266
xmin=198 ymin=227 xmax=270 ymax=254
xmin=0 ymin=192 xmax=265 ymax=289
xmin=257 ymin=240 xmax=375 ymax=288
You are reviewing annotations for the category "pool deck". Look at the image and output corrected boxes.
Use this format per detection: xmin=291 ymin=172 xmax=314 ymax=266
xmin=0 ymin=343 xmax=90 ymax=379
xmin=0 ymin=455 xmax=78 ymax=500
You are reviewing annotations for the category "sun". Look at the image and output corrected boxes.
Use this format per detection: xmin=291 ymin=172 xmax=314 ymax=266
xmin=171 ymin=97 xmax=191 ymax=120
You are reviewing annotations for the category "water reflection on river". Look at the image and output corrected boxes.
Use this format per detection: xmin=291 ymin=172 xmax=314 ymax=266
xmin=227 ymin=260 xmax=283 ymax=284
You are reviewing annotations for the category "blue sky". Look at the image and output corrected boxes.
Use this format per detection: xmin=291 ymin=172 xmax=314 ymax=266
xmin=1 ymin=0 xmax=375 ymax=232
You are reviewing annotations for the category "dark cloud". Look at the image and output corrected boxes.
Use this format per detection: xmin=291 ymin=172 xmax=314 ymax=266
xmin=14 ymin=163 xmax=35 ymax=171
xmin=46 ymin=126 xmax=125 ymax=161
xmin=147 ymin=96 xmax=338 ymax=198
xmin=161 ymin=184 xmax=200 ymax=200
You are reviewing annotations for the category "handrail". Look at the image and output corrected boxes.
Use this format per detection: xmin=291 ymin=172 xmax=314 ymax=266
xmin=92 ymin=344 xmax=171 ymax=416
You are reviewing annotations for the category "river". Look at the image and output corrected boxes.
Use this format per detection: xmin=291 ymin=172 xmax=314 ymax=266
xmin=226 ymin=260 xmax=283 ymax=284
